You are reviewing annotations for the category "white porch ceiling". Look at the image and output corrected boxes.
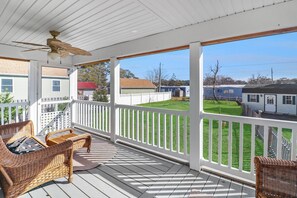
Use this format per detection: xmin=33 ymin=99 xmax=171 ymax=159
xmin=0 ymin=0 xmax=290 ymax=52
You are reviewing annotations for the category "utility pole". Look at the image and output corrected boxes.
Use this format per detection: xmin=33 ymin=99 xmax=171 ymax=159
xmin=158 ymin=62 xmax=162 ymax=92
xmin=271 ymin=67 xmax=274 ymax=84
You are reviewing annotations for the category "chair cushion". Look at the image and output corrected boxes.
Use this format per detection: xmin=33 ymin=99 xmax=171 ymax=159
xmin=6 ymin=136 xmax=45 ymax=154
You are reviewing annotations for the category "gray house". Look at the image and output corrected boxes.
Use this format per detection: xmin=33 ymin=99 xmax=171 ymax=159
xmin=0 ymin=59 xmax=70 ymax=101
xmin=242 ymin=84 xmax=297 ymax=116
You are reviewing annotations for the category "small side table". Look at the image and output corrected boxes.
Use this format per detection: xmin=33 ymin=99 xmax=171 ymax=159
xmin=45 ymin=128 xmax=91 ymax=153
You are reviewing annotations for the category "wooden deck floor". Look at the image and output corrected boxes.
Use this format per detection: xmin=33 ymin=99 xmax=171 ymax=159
xmin=0 ymin=136 xmax=255 ymax=198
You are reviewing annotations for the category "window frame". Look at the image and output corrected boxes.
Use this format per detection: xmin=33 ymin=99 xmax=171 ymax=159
xmin=52 ymin=80 xmax=61 ymax=92
xmin=247 ymin=94 xmax=259 ymax=103
xmin=1 ymin=78 xmax=13 ymax=93
xmin=283 ymin=95 xmax=296 ymax=105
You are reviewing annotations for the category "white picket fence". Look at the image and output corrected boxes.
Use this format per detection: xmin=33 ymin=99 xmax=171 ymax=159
xmin=79 ymin=92 xmax=172 ymax=105
xmin=116 ymin=92 xmax=172 ymax=105
xmin=0 ymin=102 xmax=29 ymax=125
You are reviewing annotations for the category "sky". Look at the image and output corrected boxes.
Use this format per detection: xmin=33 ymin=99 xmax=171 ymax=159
xmin=119 ymin=32 xmax=297 ymax=81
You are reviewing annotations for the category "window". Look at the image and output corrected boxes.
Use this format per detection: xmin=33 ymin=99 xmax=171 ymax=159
xmin=283 ymin=95 xmax=296 ymax=105
xmin=266 ymin=97 xmax=274 ymax=104
xmin=247 ymin=94 xmax=259 ymax=103
xmin=1 ymin=79 xmax=13 ymax=92
xmin=52 ymin=80 xmax=60 ymax=92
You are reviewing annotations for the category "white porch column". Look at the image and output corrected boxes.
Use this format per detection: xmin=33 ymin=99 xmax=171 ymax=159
xmin=28 ymin=61 xmax=42 ymax=135
xmin=69 ymin=67 xmax=78 ymax=125
xmin=189 ymin=42 xmax=203 ymax=170
xmin=110 ymin=57 xmax=120 ymax=142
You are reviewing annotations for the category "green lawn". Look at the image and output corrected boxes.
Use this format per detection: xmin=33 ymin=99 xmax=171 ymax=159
xmin=139 ymin=99 xmax=264 ymax=171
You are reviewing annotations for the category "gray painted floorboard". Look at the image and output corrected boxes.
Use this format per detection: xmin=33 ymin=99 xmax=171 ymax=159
xmin=0 ymin=137 xmax=255 ymax=197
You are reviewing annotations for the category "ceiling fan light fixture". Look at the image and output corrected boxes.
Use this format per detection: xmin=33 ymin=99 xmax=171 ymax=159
xmin=48 ymin=51 xmax=60 ymax=60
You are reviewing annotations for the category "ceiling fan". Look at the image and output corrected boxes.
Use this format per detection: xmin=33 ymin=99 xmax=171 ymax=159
xmin=13 ymin=30 xmax=92 ymax=60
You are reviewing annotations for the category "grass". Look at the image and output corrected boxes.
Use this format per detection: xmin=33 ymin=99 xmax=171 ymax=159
xmin=116 ymin=99 xmax=292 ymax=172
xmin=140 ymin=99 xmax=264 ymax=171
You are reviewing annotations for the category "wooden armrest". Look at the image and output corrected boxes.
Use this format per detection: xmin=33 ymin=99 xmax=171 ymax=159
xmin=45 ymin=128 xmax=74 ymax=142
xmin=67 ymin=133 xmax=91 ymax=142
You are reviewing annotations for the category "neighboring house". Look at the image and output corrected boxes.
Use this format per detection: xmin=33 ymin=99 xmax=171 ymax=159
xmin=0 ymin=59 xmax=70 ymax=101
xmin=204 ymin=85 xmax=245 ymax=101
xmin=78 ymin=82 xmax=97 ymax=97
xmin=120 ymin=78 xmax=156 ymax=94
xmin=161 ymin=86 xmax=190 ymax=97
xmin=242 ymin=84 xmax=297 ymax=116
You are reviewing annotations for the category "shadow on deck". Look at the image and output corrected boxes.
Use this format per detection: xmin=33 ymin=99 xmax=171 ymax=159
xmin=0 ymin=135 xmax=255 ymax=198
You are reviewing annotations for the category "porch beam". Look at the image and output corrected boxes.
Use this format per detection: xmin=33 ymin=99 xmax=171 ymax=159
xmin=69 ymin=67 xmax=78 ymax=125
xmin=110 ymin=57 xmax=120 ymax=142
xmin=189 ymin=42 xmax=203 ymax=170
xmin=28 ymin=61 xmax=42 ymax=135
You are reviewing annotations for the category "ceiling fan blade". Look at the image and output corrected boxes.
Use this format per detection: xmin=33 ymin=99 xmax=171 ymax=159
xmin=50 ymin=40 xmax=71 ymax=48
xmin=67 ymin=47 xmax=92 ymax=56
xmin=13 ymin=41 xmax=48 ymax=47
xmin=59 ymin=50 xmax=70 ymax=58
xmin=50 ymin=40 xmax=91 ymax=56
xmin=22 ymin=48 xmax=50 ymax=52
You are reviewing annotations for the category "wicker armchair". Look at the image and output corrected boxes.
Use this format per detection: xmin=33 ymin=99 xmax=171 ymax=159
xmin=0 ymin=120 xmax=73 ymax=198
xmin=254 ymin=156 xmax=297 ymax=198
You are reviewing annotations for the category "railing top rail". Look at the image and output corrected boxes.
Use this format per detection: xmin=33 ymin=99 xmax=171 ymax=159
xmin=41 ymin=100 xmax=72 ymax=105
xmin=0 ymin=102 xmax=29 ymax=107
xmin=117 ymin=104 xmax=189 ymax=116
xmin=203 ymin=112 xmax=297 ymax=129
xmin=74 ymin=100 xmax=111 ymax=106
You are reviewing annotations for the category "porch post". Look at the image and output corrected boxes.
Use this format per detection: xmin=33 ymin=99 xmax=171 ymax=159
xmin=28 ymin=61 xmax=42 ymax=135
xmin=69 ymin=67 xmax=78 ymax=125
xmin=110 ymin=57 xmax=120 ymax=142
xmin=189 ymin=42 xmax=203 ymax=170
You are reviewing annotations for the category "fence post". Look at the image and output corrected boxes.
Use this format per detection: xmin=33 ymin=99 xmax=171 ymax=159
xmin=189 ymin=42 xmax=203 ymax=171
xmin=110 ymin=57 xmax=120 ymax=142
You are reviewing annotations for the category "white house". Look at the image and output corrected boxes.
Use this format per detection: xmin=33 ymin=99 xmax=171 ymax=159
xmin=242 ymin=84 xmax=297 ymax=116
xmin=0 ymin=59 xmax=70 ymax=101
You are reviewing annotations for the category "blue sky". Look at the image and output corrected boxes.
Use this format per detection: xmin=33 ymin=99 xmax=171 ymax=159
xmin=120 ymin=32 xmax=297 ymax=81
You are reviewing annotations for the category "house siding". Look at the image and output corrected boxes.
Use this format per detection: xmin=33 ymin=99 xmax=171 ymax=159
xmin=242 ymin=93 xmax=265 ymax=111
xmin=276 ymin=94 xmax=297 ymax=115
xmin=121 ymin=88 xmax=156 ymax=94
xmin=42 ymin=78 xmax=70 ymax=99
xmin=0 ymin=76 xmax=28 ymax=100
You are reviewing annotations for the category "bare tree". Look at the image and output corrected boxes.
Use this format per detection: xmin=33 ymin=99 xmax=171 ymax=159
xmin=145 ymin=63 xmax=168 ymax=92
xmin=209 ymin=60 xmax=221 ymax=102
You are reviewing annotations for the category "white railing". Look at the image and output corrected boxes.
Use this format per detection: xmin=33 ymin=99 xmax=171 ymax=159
xmin=0 ymin=102 xmax=29 ymax=125
xmin=40 ymin=100 xmax=72 ymax=134
xmin=117 ymin=104 xmax=189 ymax=161
xmin=73 ymin=100 xmax=111 ymax=136
xmin=201 ymin=112 xmax=297 ymax=182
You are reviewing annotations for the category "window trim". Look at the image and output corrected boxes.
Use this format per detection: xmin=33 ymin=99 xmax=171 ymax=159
xmin=1 ymin=78 xmax=13 ymax=93
xmin=247 ymin=94 xmax=259 ymax=103
xmin=283 ymin=95 xmax=296 ymax=105
xmin=52 ymin=80 xmax=61 ymax=92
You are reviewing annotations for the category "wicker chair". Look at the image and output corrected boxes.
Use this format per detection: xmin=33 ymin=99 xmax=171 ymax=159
xmin=254 ymin=156 xmax=297 ymax=198
xmin=0 ymin=120 xmax=73 ymax=198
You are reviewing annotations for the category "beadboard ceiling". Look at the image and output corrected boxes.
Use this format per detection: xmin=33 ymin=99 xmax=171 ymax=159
xmin=0 ymin=0 xmax=290 ymax=52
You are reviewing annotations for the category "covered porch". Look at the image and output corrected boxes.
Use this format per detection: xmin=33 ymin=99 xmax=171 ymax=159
xmin=0 ymin=0 xmax=297 ymax=197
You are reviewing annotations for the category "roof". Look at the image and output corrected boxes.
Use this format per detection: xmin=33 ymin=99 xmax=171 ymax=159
xmin=78 ymin=82 xmax=97 ymax=90
xmin=204 ymin=85 xmax=246 ymax=88
xmin=242 ymin=84 xmax=297 ymax=94
xmin=0 ymin=59 xmax=68 ymax=77
xmin=120 ymin=78 xmax=156 ymax=89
